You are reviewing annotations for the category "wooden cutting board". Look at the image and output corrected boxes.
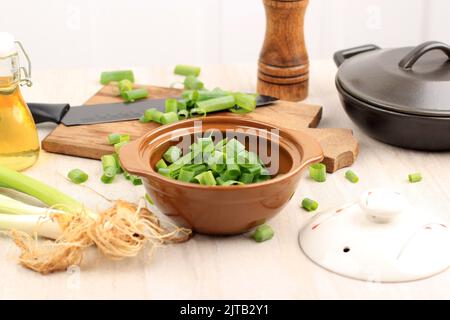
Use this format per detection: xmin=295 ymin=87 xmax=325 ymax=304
xmin=42 ymin=84 xmax=358 ymax=172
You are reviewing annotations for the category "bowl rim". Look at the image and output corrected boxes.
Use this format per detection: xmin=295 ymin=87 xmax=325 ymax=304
xmin=120 ymin=116 xmax=324 ymax=190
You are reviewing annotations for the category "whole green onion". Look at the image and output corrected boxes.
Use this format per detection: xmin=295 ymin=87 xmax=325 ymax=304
xmin=67 ymin=169 xmax=88 ymax=184
xmin=309 ymin=163 xmax=327 ymax=182
xmin=301 ymin=198 xmax=318 ymax=212
xmin=252 ymin=225 xmax=274 ymax=243
xmin=408 ymin=172 xmax=422 ymax=183
xmin=122 ymin=88 xmax=149 ymax=102
xmin=165 ymin=98 xmax=178 ymax=113
xmin=100 ymin=70 xmax=134 ymax=85
xmin=163 ymin=146 xmax=182 ymax=163
xmin=174 ymin=65 xmax=201 ymax=77
xmin=184 ymin=75 xmax=204 ymax=90
xmin=160 ymin=112 xmax=179 ymax=125
xmin=345 ymin=170 xmax=359 ymax=183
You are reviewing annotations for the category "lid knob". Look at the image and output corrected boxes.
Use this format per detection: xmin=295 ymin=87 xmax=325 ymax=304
xmin=359 ymin=188 xmax=406 ymax=223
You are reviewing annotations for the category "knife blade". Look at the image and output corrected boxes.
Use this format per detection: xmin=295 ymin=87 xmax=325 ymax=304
xmin=28 ymin=95 xmax=278 ymax=126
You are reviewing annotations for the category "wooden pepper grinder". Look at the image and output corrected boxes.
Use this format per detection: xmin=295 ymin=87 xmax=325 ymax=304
xmin=257 ymin=0 xmax=309 ymax=101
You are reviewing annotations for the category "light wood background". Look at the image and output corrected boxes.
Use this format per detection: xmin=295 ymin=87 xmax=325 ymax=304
xmin=0 ymin=62 xmax=448 ymax=299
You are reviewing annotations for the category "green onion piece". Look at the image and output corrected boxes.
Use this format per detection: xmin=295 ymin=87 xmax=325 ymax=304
xmin=163 ymin=146 xmax=182 ymax=163
xmin=108 ymin=133 xmax=121 ymax=145
xmin=218 ymin=179 xmax=244 ymax=186
xmin=177 ymin=99 xmax=187 ymax=110
xmin=122 ymin=88 xmax=149 ymax=102
xmin=182 ymin=90 xmax=199 ymax=102
xmin=112 ymin=153 xmax=123 ymax=174
xmin=234 ymin=92 xmax=257 ymax=111
xmin=158 ymin=168 xmax=171 ymax=178
xmin=222 ymin=163 xmax=241 ymax=181
xmin=101 ymin=155 xmax=117 ymax=184
xmin=145 ymin=194 xmax=154 ymax=205
xmin=100 ymin=70 xmax=134 ymax=85
xmin=67 ymin=169 xmax=88 ymax=184
xmin=130 ymin=175 xmax=143 ymax=185
xmin=301 ymin=198 xmax=319 ymax=212
xmin=239 ymin=173 xmax=254 ymax=184
xmin=144 ymin=108 xmax=163 ymax=123
xmin=408 ymin=172 xmax=422 ymax=183
xmin=229 ymin=107 xmax=252 ymax=114
xmin=178 ymin=168 xmax=196 ymax=183
xmin=207 ymin=151 xmax=226 ymax=173
xmin=189 ymin=108 xmax=207 ymax=117
xmin=139 ymin=115 xmax=150 ymax=123
xmin=309 ymin=163 xmax=327 ymax=182
xmin=174 ymin=65 xmax=201 ymax=77
xmin=160 ymin=112 xmax=179 ymax=125
xmin=155 ymin=159 xmax=167 ymax=170
xmin=123 ymin=171 xmax=131 ymax=180
xmin=118 ymin=79 xmax=133 ymax=93
xmin=184 ymin=76 xmax=204 ymax=90
xmin=195 ymin=95 xmax=236 ymax=114
xmin=252 ymin=225 xmax=274 ymax=243
xmin=196 ymin=89 xmax=229 ymax=101
xmin=194 ymin=171 xmax=217 ymax=186
xmin=114 ymin=141 xmax=128 ymax=154
xmin=177 ymin=109 xmax=189 ymax=120
xmin=345 ymin=170 xmax=359 ymax=183
xmin=226 ymin=138 xmax=246 ymax=160
xmin=165 ymin=98 xmax=178 ymax=113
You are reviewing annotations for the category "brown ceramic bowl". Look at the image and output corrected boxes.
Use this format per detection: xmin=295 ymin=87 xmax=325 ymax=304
xmin=120 ymin=116 xmax=323 ymax=235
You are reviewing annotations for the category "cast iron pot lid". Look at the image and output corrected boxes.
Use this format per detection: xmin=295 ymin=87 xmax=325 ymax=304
xmin=336 ymin=41 xmax=450 ymax=117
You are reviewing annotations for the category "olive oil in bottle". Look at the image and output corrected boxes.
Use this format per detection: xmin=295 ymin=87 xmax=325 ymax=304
xmin=0 ymin=33 xmax=39 ymax=171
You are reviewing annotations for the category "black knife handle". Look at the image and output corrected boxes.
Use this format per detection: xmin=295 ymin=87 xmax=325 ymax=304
xmin=28 ymin=103 xmax=71 ymax=124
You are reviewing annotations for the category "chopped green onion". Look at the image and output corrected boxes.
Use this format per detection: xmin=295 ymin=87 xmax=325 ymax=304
xmin=100 ymin=70 xmax=134 ymax=85
xmin=189 ymin=108 xmax=207 ymax=117
xmin=101 ymin=155 xmax=117 ymax=184
xmin=222 ymin=163 xmax=241 ymax=181
xmin=183 ymin=75 xmax=204 ymax=90
xmin=174 ymin=65 xmax=201 ymax=77
xmin=301 ymin=198 xmax=318 ymax=212
xmin=145 ymin=194 xmax=154 ymax=205
xmin=139 ymin=115 xmax=150 ymax=123
xmin=252 ymin=225 xmax=274 ymax=243
xmin=194 ymin=171 xmax=217 ymax=186
xmin=234 ymin=92 xmax=257 ymax=111
xmin=67 ymin=169 xmax=88 ymax=184
xmin=177 ymin=99 xmax=187 ymax=110
xmin=408 ymin=172 xmax=422 ymax=183
xmin=144 ymin=108 xmax=163 ymax=123
xmin=165 ymin=98 xmax=178 ymax=113
xmin=112 ymin=153 xmax=123 ymax=174
xmin=195 ymin=95 xmax=236 ymax=114
xmin=114 ymin=141 xmax=128 ymax=154
xmin=217 ymin=179 xmax=244 ymax=186
xmin=239 ymin=173 xmax=254 ymax=184
xmin=177 ymin=109 xmax=189 ymax=120
xmin=118 ymin=79 xmax=133 ymax=93
xmin=196 ymin=89 xmax=229 ymax=101
xmin=345 ymin=170 xmax=359 ymax=183
xmin=122 ymin=88 xmax=149 ymax=102
xmin=155 ymin=159 xmax=168 ymax=170
xmin=309 ymin=163 xmax=327 ymax=182
xmin=108 ymin=133 xmax=130 ymax=145
xmin=160 ymin=112 xmax=179 ymax=125
xmin=163 ymin=146 xmax=182 ymax=163
xmin=158 ymin=168 xmax=171 ymax=178
xmin=178 ymin=168 xmax=196 ymax=183
xmin=130 ymin=175 xmax=143 ymax=185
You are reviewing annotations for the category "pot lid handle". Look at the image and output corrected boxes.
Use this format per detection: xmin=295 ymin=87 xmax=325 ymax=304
xmin=399 ymin=41 xmax=450 ymax=70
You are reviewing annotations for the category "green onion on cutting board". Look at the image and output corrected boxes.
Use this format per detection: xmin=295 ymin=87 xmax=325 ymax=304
xmin=100 ymin=70 xmax=135 ymax=85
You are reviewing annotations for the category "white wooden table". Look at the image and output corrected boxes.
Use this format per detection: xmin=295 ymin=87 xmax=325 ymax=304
xmin=0 ymin=61 xmax=449 ymax=300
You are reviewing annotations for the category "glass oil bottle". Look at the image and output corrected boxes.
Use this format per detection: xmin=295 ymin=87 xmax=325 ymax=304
xmin=0 ymin=33 xmax=39 ymax=171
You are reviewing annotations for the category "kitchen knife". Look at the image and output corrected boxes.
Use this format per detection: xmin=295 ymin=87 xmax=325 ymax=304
xmin=28 ymin=95 xmax=278 ymax=126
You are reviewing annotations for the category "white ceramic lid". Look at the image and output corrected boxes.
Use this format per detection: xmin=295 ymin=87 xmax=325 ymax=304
xmin=0 ymin=32 xmax=17 ymax=57
xmin=299 ymin=188 xmax=450 ymax=283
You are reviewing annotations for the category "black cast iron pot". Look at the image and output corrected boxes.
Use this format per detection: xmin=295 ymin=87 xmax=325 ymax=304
xmin=334 ymin=41 xmax=450 ymax=151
